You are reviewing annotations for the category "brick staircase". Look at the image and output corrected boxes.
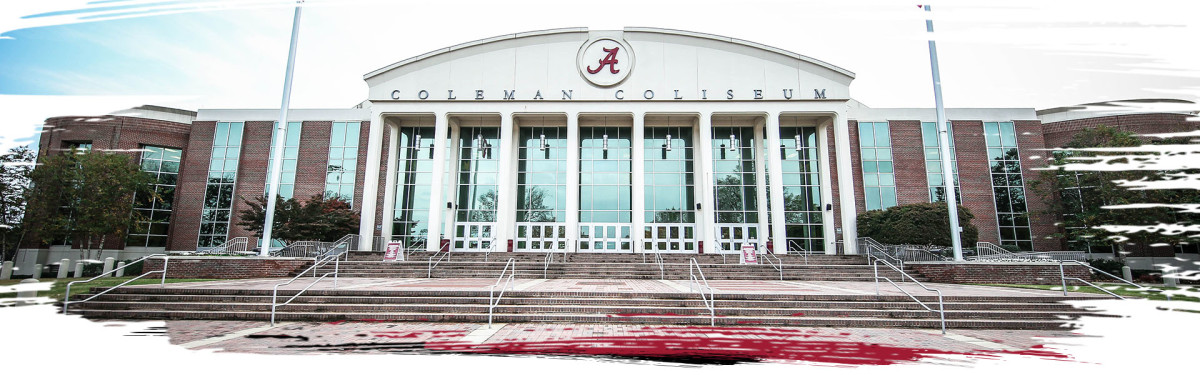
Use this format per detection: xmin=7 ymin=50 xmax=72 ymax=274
xmin=68 ymin=287 xmax=1106 ymax=330
xmin=328 ymin=252 xmax=922 ymax=282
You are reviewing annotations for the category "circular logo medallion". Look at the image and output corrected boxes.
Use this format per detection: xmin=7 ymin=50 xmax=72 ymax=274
xmin=577 ymin=37 xmax=634 ymax=87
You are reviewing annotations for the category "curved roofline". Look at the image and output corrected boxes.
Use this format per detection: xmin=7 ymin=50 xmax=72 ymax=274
xmin=363 ymin=27 xmax=855 ymax=80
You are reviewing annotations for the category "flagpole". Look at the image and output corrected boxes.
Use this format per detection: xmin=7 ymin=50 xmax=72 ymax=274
xmin=923 ymin=4 xmax=965 ymax=261
xmin=261 ymin=1 xmax=304 ymax=255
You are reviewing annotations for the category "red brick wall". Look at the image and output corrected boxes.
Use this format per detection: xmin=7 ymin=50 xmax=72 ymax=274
xmin=170 ymin=122 xmax=216 ymax=250
xmin=847 ymin=120 xmax=866 ymax=214
xmin=908 ymin=262 xmax=1092 ymax=285
xmin=295 ymin=121 xmax=333 ymax=200
xmin=144 ymin=257 xmax=312 ymax=279
xmin=1015 ymin=120 xmax=1058 ymax=251
xmin=951 ymin=121 xmax=1000 ymax=245
xmin=889 ymin=120 xmax=929 ymax=205
xmin=226 ymin=121 xmax=274 ymax=242
xmin=826 ymin=125 xmax=842 ymax=247
xmin=1043 ymin=113 xmax=1199 ymax=148
xmin=371 ymin=122 xmax=390 ymax=237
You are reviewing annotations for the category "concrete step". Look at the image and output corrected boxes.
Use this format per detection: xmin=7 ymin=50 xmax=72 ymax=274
xmin=68 ymin=309 xmax=1081 ymax=330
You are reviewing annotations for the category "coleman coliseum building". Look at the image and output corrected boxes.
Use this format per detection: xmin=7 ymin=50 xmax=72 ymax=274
xmin=15 ymin=27 xmax=1200 ymax=274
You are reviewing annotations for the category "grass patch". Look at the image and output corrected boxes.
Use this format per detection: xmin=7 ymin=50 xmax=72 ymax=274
xmin=980 ymin=283 xmax=1199 ymax=303
xmin=0 ymin=277 xmax=217 ymax=301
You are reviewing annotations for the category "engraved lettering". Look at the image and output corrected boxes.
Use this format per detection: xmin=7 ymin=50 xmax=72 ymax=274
xmin=475 ymin=90 xmax=484 ymax=100
xmin=533 ymin=90 xmax=544 ymax=100
xmin=644 ymin=90 xmax=654 ymax=99
xmin=503 ymin=90 xmax=516 ymax=100
xmin=447 ymin=90 xmax=457 ymax=100
xmin=674 ymin=90 xmax=683 ymax=100
xmin=615 ymin=90 xmax=624 ymax=100
xmin=754 ymin=89 xmax=763 ymax=100
xmin=391 ymin=90 xmax=401 ymax=100
xmin=417 ymin=90 xmax=429 ymax=100
xmin=727 ymin=90 xmax=734 ymax=99
xmin=813 ymin=89 xmax=826 ymax=99
xmin=782 ymin=89 xmax=793 ymax=100
xmin=562 ymin=90 xmax=573 ymax=100
xmin=702 ymin=89 xmax=708 ymax=100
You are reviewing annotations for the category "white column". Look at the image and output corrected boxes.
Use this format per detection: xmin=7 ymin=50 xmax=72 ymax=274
xmin=565 ymin=113 xmax=580 ymax=252
xmin=832 ymin=111 xmax=859 ymax=254
xmin=380 ymin=123 xmax=399 ymax=243
xmin=495 ymin=113 xmax=515 ymax=249
xmin=696 ymin=113 xmax=716 ymax=253
xmin=631 ymin=113 xmax=645 ymax=252
xmin=752 ymin=121 xmax=770 ymax=252
xmin=359 ymin=113 xmax=385 ymax=252
xmin=764 ymin=114 xmax=787 ymax=255
xmin=444 ymin=123 xmax=462 ymax=243
xmin=426 ymin=113 xmax=449 ymax=251
xmin=817 ymin=121 xmax=838 ymax=255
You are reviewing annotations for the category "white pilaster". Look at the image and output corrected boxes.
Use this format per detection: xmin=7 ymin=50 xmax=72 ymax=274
xmin=426 ymin=113 xmax=449 ymax=251
xmin=764 ymin=113 xmax=787 ymax=255
xmin=495 ymin=113 xmax=515 ymax=249
xmin=752 ymin=120 xmax=770 ymax=252
xmin=696 ymin=113 xmax=716 ymax=253
xmin=566 ymin=113 xmax=580 ymax=251
xmin=631 ymin=112 xmax=645 ymax=252
xmin=444 ymin=123 xmax=462 ymax=243
xmin=833 ymin=111 xmax=859 ymax=254
xmin=358 ymin=114 xmax=384 ymax=252
xmin=817 ymin=121 xmax=837 ymax=255
xmin=380 ymin=123 xmax=399 ymax=242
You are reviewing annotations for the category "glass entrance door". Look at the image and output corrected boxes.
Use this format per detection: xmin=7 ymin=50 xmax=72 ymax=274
xmin=515 ymin=127 xmax=568 ymax=251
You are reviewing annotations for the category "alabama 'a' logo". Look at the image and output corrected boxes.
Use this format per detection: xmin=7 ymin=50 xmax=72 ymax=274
xmin=577 ymin=37 xmax=633 ymax=87
xmin=587 ymin=47 xmax=620 ymax=74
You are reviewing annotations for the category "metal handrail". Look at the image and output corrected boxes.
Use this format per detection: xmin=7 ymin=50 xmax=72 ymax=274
xmin=488 ymin=258 xmax=517 ymax=328
xmin=426 ymin=241 xmax=452 ymax=278
xmin=195 ymin=237 xmax=248 ymax=256
xmin=787 ymin=242 xmax=809 ymax=265
xmin=710 ymin=235 xmax=728 ymax=264
xmin=1056 ymin=260 xmax=1169 ymax=300
xmin=314 ymin=234 xmax=357 ymax=260
xmin=484 ymin=237 xmax=498 ymax=262
xmin=687 ymin=258 xmax=716 ymax=326
xmin=543 ymin=250 xmax=554 ymax=278
xmin=654 ymin=250 xmax=664 ymax=280
xmin=864 ymin=242 xmax=904 ymax=269
xmin=761 ymin=251 xmax=783 ymax=280
xmin=62 ymin=254 xmax=169 ymax=314
xmin=270 ymin=252 xmax=341 ymax=325
xmin=872 ymin=258 xmax=946 ymax=334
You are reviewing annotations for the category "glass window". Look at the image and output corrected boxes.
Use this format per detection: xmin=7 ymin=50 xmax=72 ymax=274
xmin=264 ymin=122 xmax=301 ymax=201
xmin=324 ymin=121 xmax=361 ymax=205
xmin=779 ymin=126 xmax=824 ymax=254
xmin=984 ymin=121 xmax=1033 ymax=251
xmin=857 ymin=122 xmax=896 ymax=211
xmin=197 ymin=122 xmax=243 ymax=247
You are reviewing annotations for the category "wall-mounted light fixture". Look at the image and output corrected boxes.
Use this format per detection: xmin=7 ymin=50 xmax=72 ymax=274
xmin=539 ymin=133 xmax=548 ymax=151
xmin=664 ymin=134 xmax=672 ymax=151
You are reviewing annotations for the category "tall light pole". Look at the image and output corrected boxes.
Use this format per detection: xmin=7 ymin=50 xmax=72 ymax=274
xmin=261 ymin=1 xmax=304 ymax=255
xmin=923 ymin=4 xmax=965 ymax=261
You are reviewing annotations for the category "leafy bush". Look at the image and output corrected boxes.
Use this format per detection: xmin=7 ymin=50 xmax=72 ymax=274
xmin=1087 ymin=258 xmax=1125 ymax=276
xmin=857 ymin=202 xmax=979 ymax=246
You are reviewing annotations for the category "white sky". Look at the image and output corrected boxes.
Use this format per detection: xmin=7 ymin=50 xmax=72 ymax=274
xmin=1 ymin=0 xmax=1198 ymax=152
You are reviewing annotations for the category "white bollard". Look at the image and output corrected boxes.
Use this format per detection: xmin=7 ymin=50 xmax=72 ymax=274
xmin=33 ymin=264 xmax=42 ymax=278
xmin=1 ymin=261 xmax=12 ymax=279
xmin=115 ymin=262 xmax=126 ymax=277
xmin=102 ymin=257 xmax=115 ymax=277
xmin=1164 ymin=273 xmax=1178 ymax=287
xmin=57 ymin=259 xmax=70 ymax=279
xmin=17 ymin=279 xmax=38 ymax=298
xmin=74 ymin=262 xmax=84 ymax=278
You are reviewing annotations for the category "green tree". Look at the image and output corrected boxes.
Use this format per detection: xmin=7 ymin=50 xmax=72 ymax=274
xmin=25 ymin=148 xmax=156 ymax=259
xmin=236 ymin=194 xmax=360 ymax=244
xmin=1029 ymin=125 xmax=1200 ymax=252
xmin=856 ymin=202 xmax=979 ymax=247
xmin=0 ymin=146 xmax=35 ymax=261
